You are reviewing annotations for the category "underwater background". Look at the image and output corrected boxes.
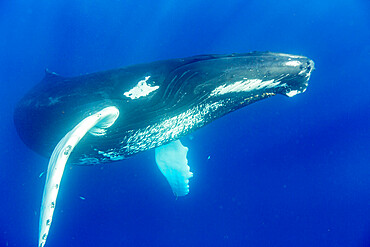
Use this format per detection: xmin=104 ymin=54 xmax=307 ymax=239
xmin=1 ymin=0 xmax=369 ymax=246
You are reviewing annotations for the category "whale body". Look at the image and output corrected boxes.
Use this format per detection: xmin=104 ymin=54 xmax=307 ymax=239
xmin=14 ymin=52 xmax=314 ymax=164
xmin=13 ymin=52 xmax=314 ymax=247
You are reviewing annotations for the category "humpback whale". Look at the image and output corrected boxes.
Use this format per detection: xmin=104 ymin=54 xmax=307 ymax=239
xmin=13 ymin=52 xmax=314 ymax=247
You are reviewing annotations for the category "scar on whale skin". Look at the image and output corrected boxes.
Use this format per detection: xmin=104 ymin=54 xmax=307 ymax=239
xmin=38 ymin=106 xmax=119 ymax=247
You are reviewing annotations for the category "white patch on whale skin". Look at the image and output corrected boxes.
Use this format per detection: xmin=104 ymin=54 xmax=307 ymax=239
xmin=38 ymin=106 xmax=119 ymax=247
xmin=48 ymin=97 xmax=61 ymax=106
xmin=97 ymin=150 xmax=125 ymax=161
xmin=78 ymin=157 xmax=100 ymax=165
xmin=124 ymin=76 xmax=159 ymax=99
xmin=210 ymin=79 xmax=280 ymax=96
xmin=275 ymin=53 xmax=305 ymax=59
xmin=286 ymin=90 xmax=300 ymax=97
xmin=285 ymin=60 xmax=302 ymax=67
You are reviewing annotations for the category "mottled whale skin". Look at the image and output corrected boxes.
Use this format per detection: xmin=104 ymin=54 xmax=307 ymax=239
xmin=14 ymin=52 xmax=314 ymax=165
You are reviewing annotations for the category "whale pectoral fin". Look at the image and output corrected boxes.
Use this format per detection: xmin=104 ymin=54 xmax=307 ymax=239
xmin=155 ymin=140 xmax=193 ymax=197
xmin=38 ymin=106 xmax=119 ymax=247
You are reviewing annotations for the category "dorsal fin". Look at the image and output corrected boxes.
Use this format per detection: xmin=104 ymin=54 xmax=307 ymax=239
xmin=43 ymin=69 xmax=63 ymax=82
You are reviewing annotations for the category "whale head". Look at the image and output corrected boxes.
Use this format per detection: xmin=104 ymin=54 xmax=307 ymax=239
xmin=167 ymin=52 xmax=314 ymax=105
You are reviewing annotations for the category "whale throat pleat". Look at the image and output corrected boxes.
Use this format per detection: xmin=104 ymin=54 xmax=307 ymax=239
xmin=38 ymin=106 xmax=119 ymax=247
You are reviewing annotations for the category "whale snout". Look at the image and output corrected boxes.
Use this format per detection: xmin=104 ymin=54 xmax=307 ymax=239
xmin=300 ymin=59 xmax=315 ymax=78
xmin=306 ymin=59 xmax=315 ymax=71
xmin=280 ymin=56 xmax=314 ymax=97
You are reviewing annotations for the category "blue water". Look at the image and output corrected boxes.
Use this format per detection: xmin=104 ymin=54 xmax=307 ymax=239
xmin=1 ymin=0 xmax=369 ymax=246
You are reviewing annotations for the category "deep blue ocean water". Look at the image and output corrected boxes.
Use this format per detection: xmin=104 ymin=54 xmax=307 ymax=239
xmin=1 ymin=0 xmax=369 ymax=246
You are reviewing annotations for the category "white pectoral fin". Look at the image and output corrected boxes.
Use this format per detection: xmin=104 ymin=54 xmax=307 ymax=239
xmin=38 ymin=106 xmax=119 ymax=247
xmin=155 ymin=140 xmax=193 ymax=197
